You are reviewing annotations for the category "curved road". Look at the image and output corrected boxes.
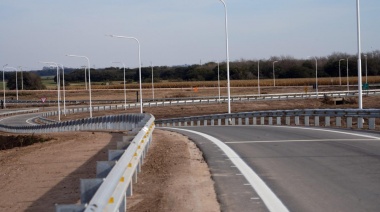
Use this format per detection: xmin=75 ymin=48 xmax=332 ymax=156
xmin=0 ymin=112 xmax=42 ymax=126
xmin=163 ymin=126 xmax=380 ymax=212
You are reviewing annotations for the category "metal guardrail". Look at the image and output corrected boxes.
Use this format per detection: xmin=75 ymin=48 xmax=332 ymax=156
xmin=56 ymin=115 xmax=155 ymax=212
xmin=0 ymin=108 xmax=39 ymax=117
xmin=0 ymin=113 xmax=149 ymax=134
xmin=156 ymin=109 xmax=380 ymax=130
xmin=38 ymin=89 xmax=380 ymax=120
xmin=6 ymin=89 xmax=380 ymax=108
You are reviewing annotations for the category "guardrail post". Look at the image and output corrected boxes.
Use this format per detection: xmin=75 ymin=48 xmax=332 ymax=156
xmin=245 ymin=117 xmax=249 ymax=125
xmin=276 ymin=117 xmax=281 ymax=125
xmin=304 ymin=116 xmax=309 ymax=126
xmin=286 ymin=117 xmax=290 ymax=125
xmin=80 ymin=179 xmax=103 ymax=204
xmin=315 ymin=116 xmax=320 ymax=126
xmin=325 ymin=116 xmax=331 ymax=127
xmin=369 ymin=118 xmax=375 ymax=130
xmin=184 ymin=121 xmax=188 ymax=127
xmin=224 ymin=118 xmax=228 ymax=126
xmin=347 ymin=117 xmax=352 ymax=128
xmin=238 ymin=118 xmax=242 ymax=125
xmin=253 ymin=117 xmax=257 ymax=125
xmin=295 ymin=116 xmax=299 ymax=125
xmin=358 ymin=117 xmax=363 ymax=129
xmin=260 ymin=117 xmax=265 ymax=125
xmin=211 ymin=119 xmax=214 ymax=126
xmin=204 ymin=120 xmax=207 ymax=126
xmin=231 ymin=118 xmax=235 ymax=125
xmin=268 ymin=117 xmax=273 ymax=125
xmin=191 ymin=121 xmax=194 ymax=126
xmin=197 ymin=120 xmax=200 ymax=126
xmin=336 ymin=117 xmax=342 ymax=127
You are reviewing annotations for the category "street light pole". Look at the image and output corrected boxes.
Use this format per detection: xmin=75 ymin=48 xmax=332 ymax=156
xmin=108 ymin=35 xmax=143 ymax=114
xmin=308 ymin=57 xmax=318 ymax=98
xmin=272 ymin=61 xmax=278 ymax=87
xmin=40 ymin=62 xmax=61 ymax=121
xmin=84 ymin=66 xmax=88 ymax=90
xmin=66 ymin=55 xmax=93 ymax=118
xmin=364 ymin=54 xmax=367 ymax=84
xmin=356 ymin=0 xmax=363 ymax=109
xmin=217 ymin=61 xmax=221 ymax=102
xmin=5 ymin=67 xmax=18 ymax=101
xmin=151 ymin=62 xmax=154 ymax=101
xmin=346 ymin=58 xmax=349 ymax=91
xmin=2 ymin=64 xmax=7 ymax=108
xmin=218 ymin=0 xmax=231 ymax=114
xmin=18 ymin=66 xmax=24 ymax=90
xmin=338 ymin=59 xmax=345 ymax=86
xmin=57 ymin=64 xmax=66 ymax=116
xmin=112 ymin=61 xmax=127 ymax=110
xmin=258 ymin=60 xmax=260 ymax=97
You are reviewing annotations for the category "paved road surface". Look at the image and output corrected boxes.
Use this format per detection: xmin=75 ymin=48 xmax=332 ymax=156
xmin=0 ymin=112 xmax=41 ymax=126
xmin=164 ymin=126 xmax=380 ymax=212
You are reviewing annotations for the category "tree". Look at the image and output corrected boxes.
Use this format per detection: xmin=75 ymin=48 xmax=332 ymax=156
xmin=7 ymin=72 xmax=46 ymax=90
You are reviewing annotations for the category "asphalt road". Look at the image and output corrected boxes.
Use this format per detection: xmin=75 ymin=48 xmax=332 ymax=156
xmin=164 ymin=126 xmax=380 ymax=212
xmin=0 ymin=112 xmax=41 ymax=126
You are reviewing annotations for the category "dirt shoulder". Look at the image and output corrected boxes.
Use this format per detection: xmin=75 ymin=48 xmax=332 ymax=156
xmin=0 ymin=131 xmax=123 ymax=211
xmin=0 ymin=129 xmax=219 ymax=212
xmin=127 ymin=129 xmax=220 ymax=212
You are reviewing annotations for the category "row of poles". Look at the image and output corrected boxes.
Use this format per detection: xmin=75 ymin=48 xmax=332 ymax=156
xmin=1 ymin=0 xmax=366 ymax=120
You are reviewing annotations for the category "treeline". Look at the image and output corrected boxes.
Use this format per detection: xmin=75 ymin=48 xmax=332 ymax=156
xmin=46 ymin=51 xmax=379 ymax=84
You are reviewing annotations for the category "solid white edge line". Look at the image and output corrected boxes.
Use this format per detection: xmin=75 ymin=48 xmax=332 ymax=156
xmin=251 ymin=125 xmax=380 ymax=140
xmin=225 ymin=138 xmax=380 ymax=144
xmin=162 ymin=127 xmax=289 ymax=212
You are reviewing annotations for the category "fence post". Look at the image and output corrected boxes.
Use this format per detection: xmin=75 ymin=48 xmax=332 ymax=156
xmin=347 ymin=117 xmax=352 ymax=128
xmin=304 ymin=116 xmax=309 ymax=126
xmin=369 ymin=118 xmax=375 ymax=130
xmin=315 ymin=116 xmax=320 ymax=126
xmin=276 ymin=117 xmax=281 ymax=125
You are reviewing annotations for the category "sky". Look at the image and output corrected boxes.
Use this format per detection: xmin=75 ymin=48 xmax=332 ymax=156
xmin=0 ymin=0 xmax=379 ymax=70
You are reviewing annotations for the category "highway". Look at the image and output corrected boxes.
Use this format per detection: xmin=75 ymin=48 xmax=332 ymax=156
xmin=0 ymin=112 xmax=41 ymax=126
xmin=164 ymin=126 xmax=380 ymax=212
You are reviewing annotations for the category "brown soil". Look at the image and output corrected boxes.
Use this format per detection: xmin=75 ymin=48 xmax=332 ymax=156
xmin=0 ymin=129 xmax=218 ymax=212
xmin=0 ymin=131 xmax=122 ymax=211
xmin=127 ymin=129 xmax=219 ymax=212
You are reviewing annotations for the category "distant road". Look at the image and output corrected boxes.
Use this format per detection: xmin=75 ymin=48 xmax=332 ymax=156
xmin=164 ymin=126 xmax=380 ymax=212
xmin=0 ymin=112 xmax=41 ymax=126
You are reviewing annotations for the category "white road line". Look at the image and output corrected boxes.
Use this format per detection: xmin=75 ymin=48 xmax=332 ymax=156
xmin=225 ymin=138 xmax=380 ymax=144
xmin=244 ymin=125 xmax=380 ymax=140
xmin=163 ymin=127 xmax=289 ymax=212
xmin=26 ymin=117 xmax=38 ymax=125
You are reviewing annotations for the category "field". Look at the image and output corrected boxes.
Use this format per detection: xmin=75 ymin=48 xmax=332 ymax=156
xmin=1 ymin=75 xmax=378 ymax=104
xmin=40 ymin=76 xmax=380 ymax=90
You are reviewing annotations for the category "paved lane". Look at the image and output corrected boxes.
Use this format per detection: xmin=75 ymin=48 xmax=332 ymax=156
xmin=164 ymin=126 xmax=380 ymax=212
xmin=0 ymin=112 xmax=41 ymax=126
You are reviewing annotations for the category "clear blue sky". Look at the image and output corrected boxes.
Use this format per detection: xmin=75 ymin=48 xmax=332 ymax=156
xmin=0 ymin=0 xmax=379 ymax=70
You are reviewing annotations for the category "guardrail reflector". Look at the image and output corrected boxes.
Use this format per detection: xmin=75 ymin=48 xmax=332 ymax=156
xmin=120 ymin=177 xmax=125 ymax=182
xmin=128 ymin=163 xmax=132 ymax=168
xmin=134 ymin=153 xmax=137 ymax=157
xmin=109 ymin=197 xmax=114 ymax=204
xmin=138 ymin=145 xmax=141 ymax=149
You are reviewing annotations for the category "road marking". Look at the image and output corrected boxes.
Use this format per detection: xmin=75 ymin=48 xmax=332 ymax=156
xmin=26 ymin=117 xmax=38 ymax=125
xmin=246 ymin=125 xmax=380 ymax=140
xmin=225 ymin=138 xmax=380 ymax=144
xmin=163 ymin=127 xmax=289 ymax=212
